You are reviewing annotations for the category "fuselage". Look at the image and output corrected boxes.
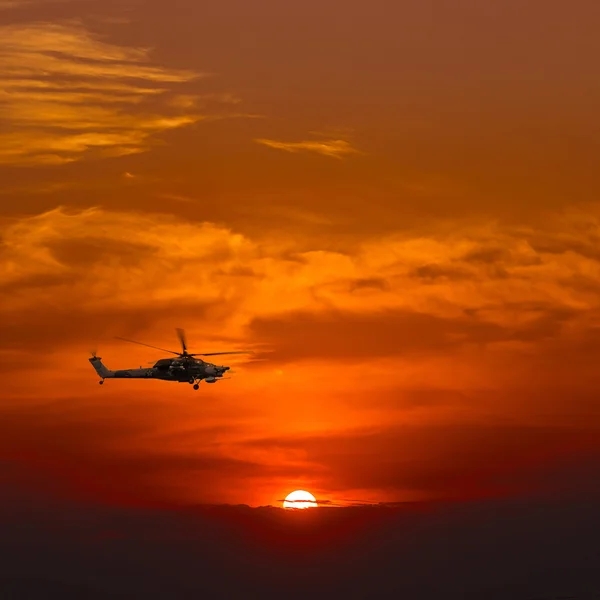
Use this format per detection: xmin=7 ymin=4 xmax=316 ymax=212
xmin=89 ymin=356 xmax=229 ymax=384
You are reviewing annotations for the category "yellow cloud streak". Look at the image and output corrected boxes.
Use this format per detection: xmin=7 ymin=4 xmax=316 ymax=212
xmin=255 ymin=138 xmax=360 ymax=158
xmin=1 ymin=22 xmax=151 ymax=65
xmin=0 ymin=78 xmax=166 ymax=94
xmin=0 ymin=90 xmax=155 ymax=105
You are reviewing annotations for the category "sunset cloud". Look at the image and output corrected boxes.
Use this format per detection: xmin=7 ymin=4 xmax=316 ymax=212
xmin=237 ymin=421 xmax=600 ymax=500
xmin=255 ymin=138 xmax=360 ymax=158
xmin=0 ymin=21 xmax=240 ymax=164
xmin=2 ymin=204 xmax=600 ymax=365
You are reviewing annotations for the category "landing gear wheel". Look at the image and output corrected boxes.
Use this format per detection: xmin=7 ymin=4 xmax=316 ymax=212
xmin=189 ymin=378 xmax=195 ymax=384
xmin=99 ymin=380 xmax=104 ymax=385
xmin=193 ymin=384 xmax=199 ymax=390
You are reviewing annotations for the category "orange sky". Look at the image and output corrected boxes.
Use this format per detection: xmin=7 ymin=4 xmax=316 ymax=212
xmin=1 ymin=0 xmax=599 ymax=509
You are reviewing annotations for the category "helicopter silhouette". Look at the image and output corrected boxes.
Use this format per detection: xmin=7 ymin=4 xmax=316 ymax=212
xmin=89 ymin=328 xmax=251 ymax=390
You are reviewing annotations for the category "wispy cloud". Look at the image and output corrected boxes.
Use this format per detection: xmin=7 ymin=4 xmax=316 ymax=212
xmin=255 ymin=138 xmax=360 ymax=159
xmin=0 ymin=21 xmax=242 ymax=165
xmin=156 ymin=193 xmax=197 ymax=203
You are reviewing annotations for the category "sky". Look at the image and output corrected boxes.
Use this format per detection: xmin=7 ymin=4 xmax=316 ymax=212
xmin=1 ymin=0 xmax=600 ymax=518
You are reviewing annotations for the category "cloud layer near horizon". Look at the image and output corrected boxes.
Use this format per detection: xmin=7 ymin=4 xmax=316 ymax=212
xmin=1 ymin=489 xmax=597 ymax=599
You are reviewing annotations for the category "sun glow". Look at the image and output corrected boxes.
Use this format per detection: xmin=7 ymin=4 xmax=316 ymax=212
xmin=283 ymin=490 xmax=318 ymax=509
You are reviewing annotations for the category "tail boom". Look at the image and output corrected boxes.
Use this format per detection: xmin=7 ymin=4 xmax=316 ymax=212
xmin=89 ymin=356 xmax=114 ymax=379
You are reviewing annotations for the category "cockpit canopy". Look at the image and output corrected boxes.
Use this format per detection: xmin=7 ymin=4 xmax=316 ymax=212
xmin=153 ymin=358 xmax=173 ymax=369
xmin=153 ymin=357 xmax=204 ymax=369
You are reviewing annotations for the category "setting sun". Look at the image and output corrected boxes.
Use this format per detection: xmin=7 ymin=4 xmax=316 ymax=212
xmin=283 ymin=490 xmax=318 ymax=509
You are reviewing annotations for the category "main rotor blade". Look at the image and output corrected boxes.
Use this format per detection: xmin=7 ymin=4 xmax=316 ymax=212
xmin=115 ymin=336 xmax=180 ymax=355
xmin=190 ymin=351 xmax=254 ymax=357
xmin=176 ymin=328 xmax=188 ymax=354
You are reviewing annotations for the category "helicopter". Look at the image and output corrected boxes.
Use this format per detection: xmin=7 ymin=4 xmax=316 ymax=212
xmin=89 ymin=328 xmax=251 ymax=390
